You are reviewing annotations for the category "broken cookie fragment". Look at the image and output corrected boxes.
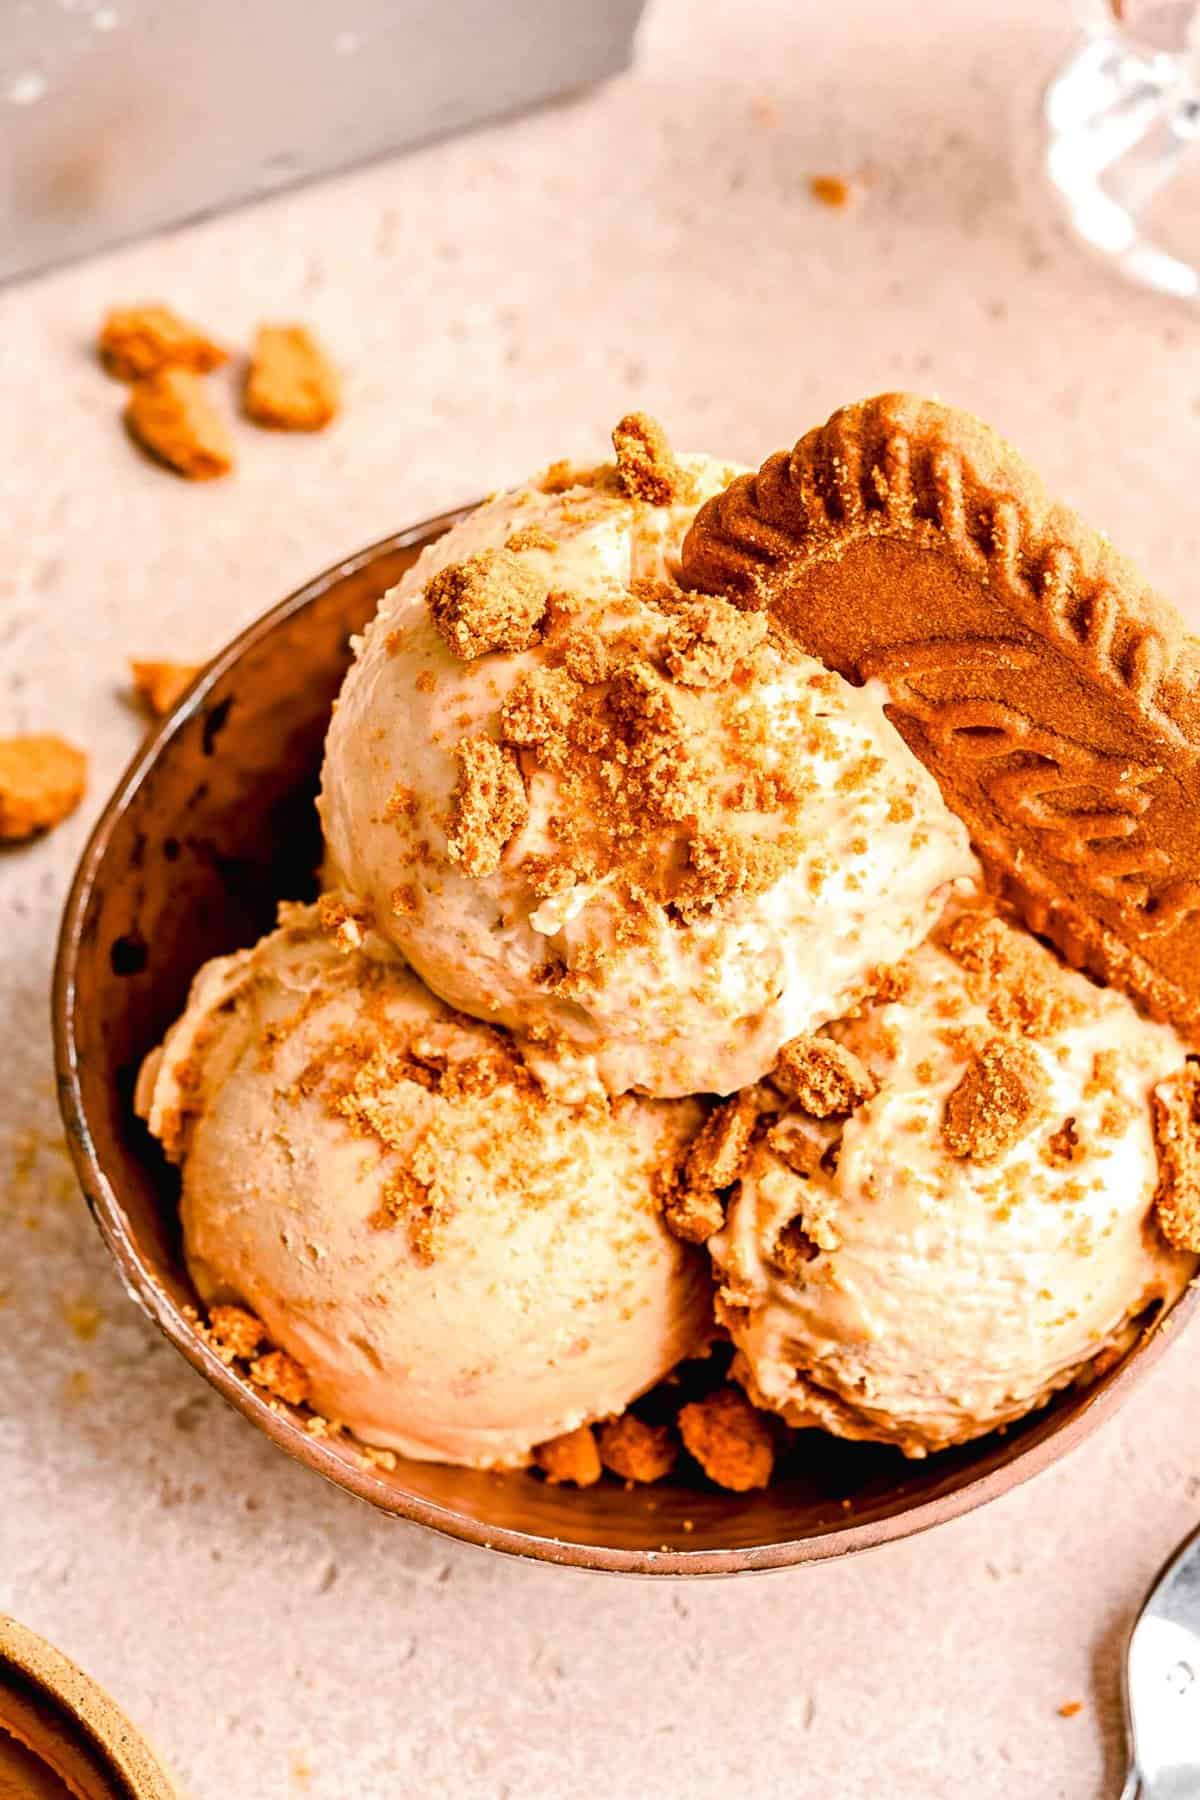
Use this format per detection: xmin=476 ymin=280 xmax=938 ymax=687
xmin=942 ymin=1036 xmax=1047 ymax=1163
xmin=130 ymin=659 xmax=201 ymax=717
xmin=428 ymin=549 xmax=549 ymax=660
xmin=678 ymin=1385 xmax=775 ymax=1492
xmin=249 ymin=1348 xmax=310 ymax=1406
xmin=0 ymin=734 xmax=88 ymax=841
xmin=1153 ymin=1064 xmax=1200 ymax=1252
xmin=445 ymin=735 xmax=528 ymax=878
xmin=662 ymin=1094 xmax=759 ymax=1246
xmin=99 ymin=304 xmax=227 ymax=380
xmin=243 ymin=324 xmax=339 ymax=431
xmin=534 ymin=1424 xmax=602 ymax=1487
xmin=662 ymin=596 xmax=767 ymax=688
xmin=206 ymin=1304 xmax=266 ymax=1362
xmin=597 ymin=1413 xmax=679 ymax=1483
xmin=125 ymin=368 xmax=234 ymax=479
xmin=612 ymin=411 xmax=684 ymax=505
xmin=771 ymin=1034 xmax=877 ymax=1117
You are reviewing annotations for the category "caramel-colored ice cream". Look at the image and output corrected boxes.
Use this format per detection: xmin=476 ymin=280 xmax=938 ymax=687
xmin=319 ymin=433 xmax=977 ymax=1099
xmin=712 ymin=909 xmax=1196 ymax=1456
xmin=136 ymin=905 xmax=712 ymax=1468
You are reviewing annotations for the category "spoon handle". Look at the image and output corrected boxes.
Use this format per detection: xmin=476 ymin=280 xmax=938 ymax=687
xmin=1119 ymin=1765 xmax=1141 ymax=1800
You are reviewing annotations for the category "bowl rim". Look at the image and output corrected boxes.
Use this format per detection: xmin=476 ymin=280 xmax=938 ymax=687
xmin=51 ymin=517 xmax=1199 ymax=1578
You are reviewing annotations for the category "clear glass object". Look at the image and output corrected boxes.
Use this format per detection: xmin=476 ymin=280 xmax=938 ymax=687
xmin=1037 ymin=0 xmax=1200 ymax=297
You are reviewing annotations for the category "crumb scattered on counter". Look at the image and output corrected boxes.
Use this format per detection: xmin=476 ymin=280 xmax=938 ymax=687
xmin=98 ymin=304 xmax=228 ymax=381
xmin=1057 ymin=1700 xmax=1084 ymax=1719
xmin=534 ymin=1424 xmax=603 ymax=1486
xmin=597 ymin=1413 xmax=679 ymax=1483
xmin=678 ymin=1384 xmax=775 ymax=1492
xmin=125 ymin=368 xmax=234 ymax=479
xmin=0 ymin=734 xmax=88 ymax=841
xmin=130 ymin=659 xmax=202 ymax=717
xmin=243 ymin=324 xmax=339 ymax=431
xmin=809 ymin=174 xmax=858 ymax=209
xmin=61 ymin=1297 xmax=103 ymax=1341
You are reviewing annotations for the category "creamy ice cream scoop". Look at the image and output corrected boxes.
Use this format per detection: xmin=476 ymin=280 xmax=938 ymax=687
xmin=711 ymin=908 xmax=1196 ymax=1457
xmin=319 ymin=419 xmax=977 ymax=1099
xmin=136 ymin=903 xmax=712 ymax=1468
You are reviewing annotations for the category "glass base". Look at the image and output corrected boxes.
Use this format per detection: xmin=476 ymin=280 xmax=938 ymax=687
xmin=1037 ymin=26 xmax=1200 ymax=298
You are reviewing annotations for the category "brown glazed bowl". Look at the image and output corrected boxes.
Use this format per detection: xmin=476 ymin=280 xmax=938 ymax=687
xmin=53 ymin=514 xmax=1198 ymax=1576
xmin=0 ymin=1614 xmax=178 ymax=1799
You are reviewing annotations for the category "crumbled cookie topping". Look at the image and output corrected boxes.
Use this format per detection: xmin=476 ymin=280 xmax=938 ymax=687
xmin=316 ymin=891 xmax=374 ymax=953
xmin=685 ymin=1093 xmax=758 ymax=1191
xmin=942 ymin=1035 xmax=1048 ymax=1162
xmin=772 ymin=1035 xmax=878 ymax=1117
xmin=596 ymin=1414 xmax=679 ymax=1483
xmin=678 ymin=1385 xmax=774 ymax=1491
xmin=940 ymin=911 xmax=1082 ymax=1039
xmin=1153 ymin=1064 xmax=1200 ymax=1251
xmin=534 ymin=1424 xmax=602 ymax=1486
xmin=207 ymin=1303 xmax=265 ymax=1361
xmin=250 ymin=1348 xmax=310 ymax=1406
xmin=445 ymin=735 xmax=528 ymax=877
xmin=427 ymin=548 xmax=549 ymax=660
xmin=612 ymin=411 xmax=686 ymax=505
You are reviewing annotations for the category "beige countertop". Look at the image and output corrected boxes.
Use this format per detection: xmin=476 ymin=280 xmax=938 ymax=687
xmin=4 ymin=1 xmax=1200 ymax=1794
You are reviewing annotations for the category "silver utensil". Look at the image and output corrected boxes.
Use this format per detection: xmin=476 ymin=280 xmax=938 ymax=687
xmin=1123 ymin=1522 xmax=1200 ymax=1797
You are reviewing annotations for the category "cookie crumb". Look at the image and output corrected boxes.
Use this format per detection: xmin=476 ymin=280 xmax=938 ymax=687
xmin=98 ymin=304 xmax=227 ymax=380
xmin=943 ymin=1036 xmax=1047 ymax=1162
xmin=772 ymin=1035 xmax=877 ymax=1117
xmin=685 ymin=1092 xmax=758 ymax=1191
xmin=316 ymin=891 xmax=373 ymax=953
xmin=661 ymin=1175 xmax=727 ymax=1246
xmin=613 ymin=411 xmax=682 ymax=505
xmin=0 ymin=735 xmax=88 ymax=841
xmin=663 ymin=598 xmax=767 ymax=688
xmin=534 ymin=1424 xmax=602 ymax=1486
xmin=125 ymin=368 xmax=234 ymax=479
xmin=249 ymin=1349 xmax=309 ymax=1406
xmin=1153 ymin=1064 xmax=1200 ymax=1251
xmin=427 ymin=549 xmax=549 ymax=660
xmin=208 ymin=1304 xmax=265 ymax=1360
xmin=1057 ymin=1701 xmax=1084 ymax=1719
xmin=1042 ymin=1117 xmax=1086 ymax=1168
xmin=243 ymin=324 xmax=339 ymax=431
xmin=678 ymin=1385 xmax=774 ymax=1492
xmin=597 ymin=1414 xmax=678 ymax=1483
xmin=445 ymin=734 xmax=528 ymax=878
xmin=809 ymin=174 xmax=856 ymax=209
xmin=130 ymin=659 xmax=201 ymax=717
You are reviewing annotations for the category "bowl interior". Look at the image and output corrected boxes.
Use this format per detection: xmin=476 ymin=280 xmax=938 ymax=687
xmin=53 ymin=517 xmax=1194 ymax=1574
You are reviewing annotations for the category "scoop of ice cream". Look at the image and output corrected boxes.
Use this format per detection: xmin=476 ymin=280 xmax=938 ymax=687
xmin=136 ymin=903 xmax=712 ymax=1468
xmin=319 ymin=421 xmax=978 ymax=1099
xmin=711 ymin=909 xmax=1196 ymax=1456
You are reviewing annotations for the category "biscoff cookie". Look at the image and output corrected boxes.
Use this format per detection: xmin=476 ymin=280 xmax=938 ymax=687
xmin=681 ymin=393 xmax=1200 ymax=1043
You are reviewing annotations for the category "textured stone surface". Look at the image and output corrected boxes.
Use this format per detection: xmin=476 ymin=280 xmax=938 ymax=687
xmin=4 ymin=2 xmax=1200 ymax=1795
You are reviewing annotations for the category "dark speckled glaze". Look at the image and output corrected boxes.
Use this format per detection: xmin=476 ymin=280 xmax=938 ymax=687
xmin=51 ymin=514 xmax=1198 ymax=1576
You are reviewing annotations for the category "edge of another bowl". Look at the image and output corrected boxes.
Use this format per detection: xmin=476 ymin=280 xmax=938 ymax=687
xmin=50 ymin=517 xmax=1200 ymax=1576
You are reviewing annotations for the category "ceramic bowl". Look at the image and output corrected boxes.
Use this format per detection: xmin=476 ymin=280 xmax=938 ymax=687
xmin=52 ymin=513 xmax=1196 ymax=1575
